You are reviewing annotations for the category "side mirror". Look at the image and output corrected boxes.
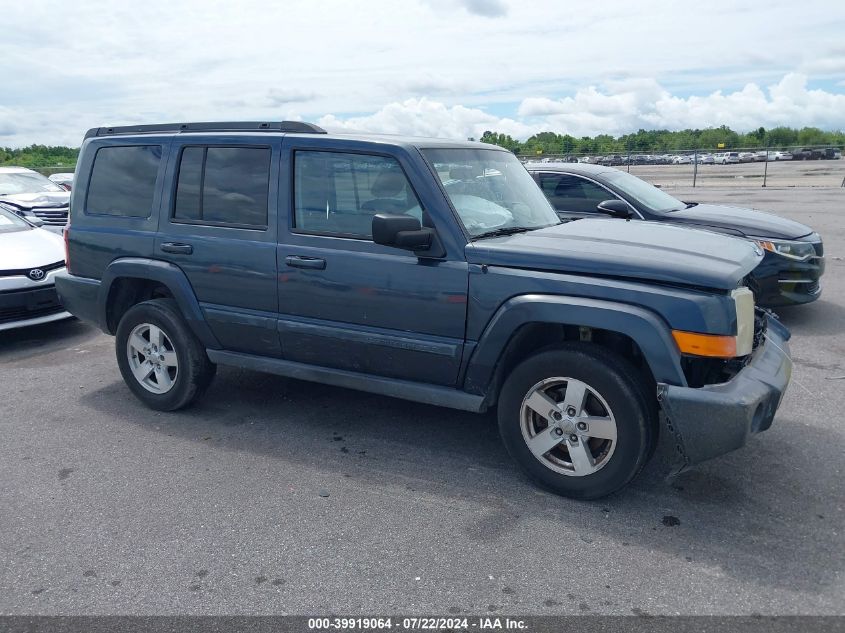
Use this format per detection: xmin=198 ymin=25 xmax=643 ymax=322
xmin=372 ymin=214 xmax=434 ymax=252
xmin=596 ymin=199 xmax=632 ymax=219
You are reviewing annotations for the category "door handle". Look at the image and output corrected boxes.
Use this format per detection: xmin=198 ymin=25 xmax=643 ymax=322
xmin=160 ymin=242 xmax=193 ymax=255
xmin=285 ymin=255 xmax=326 ymax=270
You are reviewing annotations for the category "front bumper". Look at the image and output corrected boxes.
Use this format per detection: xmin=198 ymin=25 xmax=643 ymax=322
xmin=751 ymin=244 xmax=825 ymax=307
xmin=657 ymin=315 xmax=792 ymax=473
xmin=0 ymin=283 xmax=72 ymax=332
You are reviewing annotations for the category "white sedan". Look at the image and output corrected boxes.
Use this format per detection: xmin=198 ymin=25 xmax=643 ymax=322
xmin=0 ymin=207 xmax=71 ymax=331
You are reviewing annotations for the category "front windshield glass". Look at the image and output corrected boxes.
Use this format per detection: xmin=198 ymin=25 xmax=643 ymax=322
xmin=422 ymin=148 xmax=560 ymax=237
xmin=603 ymin=170 xmax=685 ymax=213
xmin=0 ymin=206 xmax=31 ymax=232
xmin=0 ymin=171 xmax=64 ymax=195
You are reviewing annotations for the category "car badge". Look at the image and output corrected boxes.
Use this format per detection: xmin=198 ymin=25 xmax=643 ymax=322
xmin=28 ymin=268 xmax=46 ymax=281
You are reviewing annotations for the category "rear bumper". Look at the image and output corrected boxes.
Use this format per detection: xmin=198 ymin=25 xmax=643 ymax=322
xmin=54 ymin=272 xmax=103 ymax=329
xmin=658 ymin=315 xmax=792 ymax=472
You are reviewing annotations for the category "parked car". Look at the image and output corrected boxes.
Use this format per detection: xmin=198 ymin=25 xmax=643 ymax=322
xmin=0 ymin=206 xmax=71 ymax=331
xmin=526 ymin=162 xmax=824 ymax=306
xmin=57 ymin=121 xmax=792 ymax=500
xmin=719 ymin=152 xmax=741 ymax=164
xmin=771 ymin=150 xmax=793 ymax=161
xmin=0 ymin=167 xmax=70 ymax=232
xmin=698 ymin=154 xmax=715 ymax=165
xmin=819 ymin=148 xmax=841 ymax=160
xmin=753 ymin=151 xmax=769 ymax=162
xmin=48 ymin=172 xmax=74 ymax=190
xmin=793 ymin=147 xmax=824 ymax=160
xmin=672 ymin=154 xmax=691 ymax=165
xmin=738 ymin=152 xmax=756 ymax=163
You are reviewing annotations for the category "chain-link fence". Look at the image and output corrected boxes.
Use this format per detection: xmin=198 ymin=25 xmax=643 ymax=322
xmin=519 ymin=145 xmax=845 ymax=187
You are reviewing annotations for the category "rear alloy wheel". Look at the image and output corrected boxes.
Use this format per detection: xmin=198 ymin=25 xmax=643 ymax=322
xmin=115 ymin=299 xmax=215 ymax=411
xmin=498 ymin=343 xmax=655 ymax=499
xmin=126 ymin=323 xmax=179 ymax=395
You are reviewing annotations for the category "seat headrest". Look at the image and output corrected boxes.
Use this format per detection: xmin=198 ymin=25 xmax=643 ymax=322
xmin=370 ymin=170 xmax=406 ymax=198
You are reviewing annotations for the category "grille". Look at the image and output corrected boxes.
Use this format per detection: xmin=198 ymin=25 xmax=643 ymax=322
xmin=0 ymin=261 xmax=65 ymax=278
xmin=0 ymin=286 xmax=63 ymax=324
xmin=753 ymin=308 xmax=769 ymax=350
xmin=30 ymin=207 xmax=69 ymax=225
xmin=0 ymin=303 xmax=65 ymax=324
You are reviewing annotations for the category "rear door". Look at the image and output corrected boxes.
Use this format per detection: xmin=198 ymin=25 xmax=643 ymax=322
xmin=275 ymin=141 xmax=468 ymax=386
xmin=155 ymin=135 xmax=281 ymax=356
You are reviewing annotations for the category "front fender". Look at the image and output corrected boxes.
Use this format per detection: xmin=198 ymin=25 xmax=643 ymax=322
xmin=463 ymin=294 xmax=686 ymax=397
xmin=99 ymin=258 xmax=221 ymax=348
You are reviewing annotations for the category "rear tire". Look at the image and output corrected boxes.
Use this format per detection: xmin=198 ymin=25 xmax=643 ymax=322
xmin=497 ymin=343 xmax=656 ymax=500
xmin=115 ymin=299 xmax=216 ymax=411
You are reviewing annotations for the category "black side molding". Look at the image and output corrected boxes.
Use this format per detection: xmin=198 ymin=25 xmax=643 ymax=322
xmin=84 ymin=121 xmax=327 ymax=139
xmin=206 ymin=349 xmax=486 ymax=413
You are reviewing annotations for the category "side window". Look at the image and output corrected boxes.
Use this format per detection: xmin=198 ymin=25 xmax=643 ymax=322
xmin=540 ymin=173 xmax=613 ymax=213
xmin=86 ymin=145 xmax=161 ymax=217
xmin=173 ymin=146 xmax=270 ymax=228
xmin=293 ymin=151 xmax=422 ymax=239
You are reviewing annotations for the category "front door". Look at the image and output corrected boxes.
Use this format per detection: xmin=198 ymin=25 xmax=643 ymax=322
xmin=276 ymin=146 xmax=468 ymax=386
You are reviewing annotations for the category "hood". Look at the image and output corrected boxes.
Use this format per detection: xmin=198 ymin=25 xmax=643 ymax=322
xmin=466 ymin=218 xmax=762 ymax=290
xmin=0 ymin=191 xmax=71 ymax=210
xmin=0 ymin=227 xmax=65 ymax=270
xmin=663 ymin=203 xmax=813 ymax=240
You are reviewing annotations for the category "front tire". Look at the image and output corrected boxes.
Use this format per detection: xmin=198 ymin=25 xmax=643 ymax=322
xmin=497 ymin=344 xmax=656 ymax=500
xmin=115 ymin=299 xmax=216 ymax=411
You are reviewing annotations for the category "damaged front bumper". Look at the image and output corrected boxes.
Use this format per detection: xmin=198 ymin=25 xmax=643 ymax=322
xmin=657 ymin=315 xmax=792 ymax=473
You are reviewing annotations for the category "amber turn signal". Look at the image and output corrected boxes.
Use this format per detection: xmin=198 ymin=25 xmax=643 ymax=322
xmin=672 ymin=330 xmax=738 ymax=358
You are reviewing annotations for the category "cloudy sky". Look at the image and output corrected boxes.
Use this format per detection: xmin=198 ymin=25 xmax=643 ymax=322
xmin=2 ymin=0 xmax=844 ymax=146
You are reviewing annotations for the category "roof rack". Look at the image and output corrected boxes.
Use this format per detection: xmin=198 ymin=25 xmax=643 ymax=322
xmin=84 ymin=121 xmax=327 ymax=139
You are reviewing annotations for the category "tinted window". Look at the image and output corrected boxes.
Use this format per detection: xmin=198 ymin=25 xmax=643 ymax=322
xmin=293 ymin=151 xmax=422 ymax=238
xmin=539 ymin=173 xmax=613 ymax=214
xmin=87 ymin=145 xmax=161 ymax=217
xmin=173 ymin=146 xmax=270 ymax=227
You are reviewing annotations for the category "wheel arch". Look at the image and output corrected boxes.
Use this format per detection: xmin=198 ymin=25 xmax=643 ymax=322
xmin=98 ymin=258 xmax=221 ymax=348
xmin=463 ymin=294 xmax=686 ymax=407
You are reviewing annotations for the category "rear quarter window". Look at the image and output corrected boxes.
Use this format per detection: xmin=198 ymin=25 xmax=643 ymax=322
xmin=85 ymin=145 xmax=162 ymax=217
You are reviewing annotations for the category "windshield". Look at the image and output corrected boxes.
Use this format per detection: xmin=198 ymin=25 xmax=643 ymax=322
xmin=0 ymin=206 xmax=31 ymax=232
xmin=422 ymin=148 xmax=560 ymax=237
xmin=0 ymin=171 xmax=65 ymax=195
xmin=603 ymin=170 xmax=685 ymax=213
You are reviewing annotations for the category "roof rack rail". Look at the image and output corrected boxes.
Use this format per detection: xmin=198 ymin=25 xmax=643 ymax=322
xmin=84 ymin=121 xmax=327 ymax=139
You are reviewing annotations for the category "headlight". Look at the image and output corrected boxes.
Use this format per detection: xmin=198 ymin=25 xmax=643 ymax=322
xmin=755 ymin=238 xmax=817 ymax=261
xmin=731 ymin=286 xmax=754 ymax=356
xmin=671 ymin=286 xmax=754 ymax=358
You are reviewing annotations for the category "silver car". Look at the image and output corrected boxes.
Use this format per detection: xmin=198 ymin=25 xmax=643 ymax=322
xmin=0 ymin=166 xmax=71 ymax=233
xmin=0 ymin=207 xmax=71 ymax=331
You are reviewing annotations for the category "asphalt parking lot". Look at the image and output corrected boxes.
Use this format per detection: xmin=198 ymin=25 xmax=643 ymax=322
xmin=1 ymin=187 xmax=843 ymax=616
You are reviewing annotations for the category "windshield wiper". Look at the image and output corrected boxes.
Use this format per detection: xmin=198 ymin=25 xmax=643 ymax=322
xmin=685 ymin=202 xmax=699 ymax=209
xmin=471 ymin=226 xmax=533 ymax=241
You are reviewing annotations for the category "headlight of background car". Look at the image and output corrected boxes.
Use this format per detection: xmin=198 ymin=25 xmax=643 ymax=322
xmin=755 ymin=238 xmax=817 ymax=261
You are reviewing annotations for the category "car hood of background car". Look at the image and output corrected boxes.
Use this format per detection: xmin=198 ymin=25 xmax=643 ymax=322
xmin=466 ymin=218 xmax=762 ymax=290
xmin=0 ymin=191 xmax=71 ymax=210
xmin=0 ymin=227 xmax=65 ymax=270
xmin=664 ymin=203 xmax=813 ymax=240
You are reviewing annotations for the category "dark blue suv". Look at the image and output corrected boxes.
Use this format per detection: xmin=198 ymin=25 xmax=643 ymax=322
xmin=56 ymin=122 xmax=793 ymax=499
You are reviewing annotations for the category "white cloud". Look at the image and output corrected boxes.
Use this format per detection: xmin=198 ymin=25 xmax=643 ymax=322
xmin=315 ymin=74 xmax=845 ymax=142
xmin=0 ymin=0 xmax=843 ymax=146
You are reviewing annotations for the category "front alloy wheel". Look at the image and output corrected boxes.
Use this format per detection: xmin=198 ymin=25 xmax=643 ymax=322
xmin=520 ymin=377 xmax=617 ymax=477
xmin=497 ymin=344 xmax=656 ymax=499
